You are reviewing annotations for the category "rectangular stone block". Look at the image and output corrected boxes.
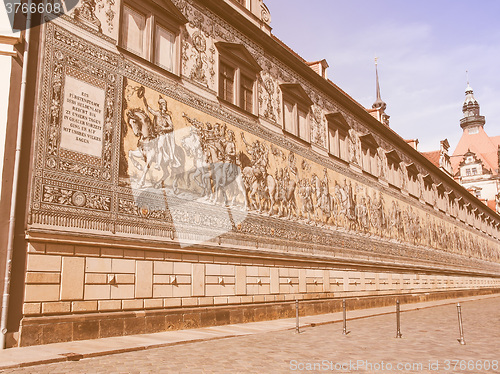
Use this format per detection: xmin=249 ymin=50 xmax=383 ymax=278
xmin=23 ymin=303 xmax=41 ymax=315
xmin=174 ymin=262 xmax=192 ymax=275
xmin=172 ymin=285 xmax=191 ymax=298
xmin=111 ymin=285 xmax=135 ymax=299
xmin=26 ymin=272 xmax=60 ymax=284
xmin=213 ymin=297 xmax=228 ymax=305
xmin=205 ymin=264 xmax=220 ymax=276
xmin=101 ymin=248 xmax=124 ymax=258
xmin=205 ymin=285 xmax=221 ymax=297
xmin=299 ymin=269 xmax=307 ymax=293
xmin=84 ymin=285 xmax=111 ymax=300
xmin=153 ymin=275 xmax=170 ymax=284
xmin=61 ymin=257 xmax=85 ymax=300
xmin=270 ymin=268 xmax=279 ymax=294
xmin=145 ymin=251 xmax=164 ymax=260
xmin=123 ymin=249 xmax=144 ymax=259
xmin=46 ymin=244 xmax=74 ymax=255
xmin=163 ymin=298 xmax=181 ymax=308
xmin=198 ymin=297 xmax=214 ymax=306
xmin=85 ymin=273 xmax=107 ymax=284
xmin=136 ymin=261 xmax=153 ymax=298
xmin=26 ymin=254 xmax=61 ymax=272
xmin=181 ymin=298 xmax=198 ymax=307
xmin=154 ymin=261 xmax=173 ymax=275
xmin=153 ymin=285 xmax=173 ymax=298
xmin=75 ymin=246 xmax=100 ymax=257
xmin=235 ymin=266 xmax=247 ymax=296
xmin=98 ymin=300 xmax=122 ymax=311
xmin=144 ymin=299 xmax=163 ymax=309
xmin=27 ymin=243 xmax=45 ymax=254
xmin=191 ymin=264 xmax=205 ymax=297
xmin=112 ymin=259 xmax=135 ymax=273
xmin=220 ymin=265 xmax=235 ymax=276
xmin=220 ymin=285 xmax=235 ymax=296
xmin=72 ymin=301 xmax=98 ymax=312
xmin=25 ymin=285 xmax=60 ymax=302
xmin=116 ymin=274 xmax=135 ymax=284
xmin=258 ymin=267 xmax=270 ymax=277
xmin=86 ymin=258 xmax=111 ymax=273
xmin=42 ymin=302 xmax=71 ymax=314
xmin=246 ymin=266 xmax=258 ymax=277
xmin=323 ymin=272 xmax=330 ymax=292
xmin=182 ymin=254 xmax=198 ymax=262
xmin=122 ymin=299 xmax=143 ymax=310
xmin=228 ymin=296 xmax=241 ymax=304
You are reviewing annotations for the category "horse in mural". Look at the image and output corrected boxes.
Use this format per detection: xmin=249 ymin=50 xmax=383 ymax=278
xmin=181 ymin=127 xmax=247 ymax=208
xmin=181 ymin=127 xmax=212 ymax=197
xmin=311 ymin=173 xmax=335 ymax=225
xmin=334 ymin=180 xmax=357 ymax=230
xmin=242 ymin=166 xmax=277 ymax=214
xmin=126 ymin=108 xmax=185 ymax=192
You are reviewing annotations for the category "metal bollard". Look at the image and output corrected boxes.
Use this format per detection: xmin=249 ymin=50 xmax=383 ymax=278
xmin=295 ymin=300 xmax=300 ymax=334
xmin=342 ymin=299 xmax=350 ymax=335
xmin=456 ymin=303 xmax=466 ymax=345
xmin=396 ymin=299 xmax=402 ymax=338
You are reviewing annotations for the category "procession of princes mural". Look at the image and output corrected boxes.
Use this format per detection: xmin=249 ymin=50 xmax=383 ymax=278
xmin=121 ymin=82 xmax=499 ymax=264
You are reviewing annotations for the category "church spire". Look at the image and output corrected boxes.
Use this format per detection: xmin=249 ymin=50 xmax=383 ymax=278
xmin=372 ymin=57 xmax=387 ymax=111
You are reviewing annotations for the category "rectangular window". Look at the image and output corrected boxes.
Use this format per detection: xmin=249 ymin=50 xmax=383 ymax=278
xmin=298 ymin=108 xmax=309 ymax=142
xmin=283 ymin=100 xmax=295 ymax=135
xmin=219 ymin=63 xmax=235 ymax=103
xmin=328 ymin=128 xmax=339 ymax=158
xmin=466 ymin=168 xmax=471 ymax=176
xmin=155 ymin=25 xmax=175 ymax=72
xmin=122 ymin=5 xmax=147 ymax=57
xmin=471 ymin=167 xmax=477 ymax=175
xmin=120 ymin=1 xmax=185 ymax=75
xmin=240 ymin=74 xmax=253 ymax=113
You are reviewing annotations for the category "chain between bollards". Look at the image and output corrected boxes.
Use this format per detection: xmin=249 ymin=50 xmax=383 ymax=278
xmin=342 ymin=299 xmax=350 ymax=335
xmin=396 ymin=299 xmax=402 ymax=338
xmin=456 ymin=303 xmax=466 ymax=345
xmin=295 ymin=300 xmax=300 ymax=334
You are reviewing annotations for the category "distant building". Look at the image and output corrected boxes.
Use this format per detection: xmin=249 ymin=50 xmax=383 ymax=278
xmin=451 ymin=85 xmax=500 ymax=213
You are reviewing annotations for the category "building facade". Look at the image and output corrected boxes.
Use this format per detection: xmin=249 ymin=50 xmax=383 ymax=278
xmin=451 ymin=84 xmax=500 ymax=213
xmin=0 ymin=0 xmax=499 ymax=348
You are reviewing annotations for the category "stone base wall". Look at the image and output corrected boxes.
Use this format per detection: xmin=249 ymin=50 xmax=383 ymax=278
xmin=16 ymin=241 xmax=500 ymax=347
xmin=18 ymin=289 xmax=500 ymax=347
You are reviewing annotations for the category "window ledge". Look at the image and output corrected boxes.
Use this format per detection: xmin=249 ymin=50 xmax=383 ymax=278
xmin=217 ymin=97 xmax=258 ymax=120
xmin=282 ymin=129 xmax=311 ymax=147
xmin=117 ymin=45 xmax=182 ymax=82
xmin=328 ymin=153 xmax=349 ymax=166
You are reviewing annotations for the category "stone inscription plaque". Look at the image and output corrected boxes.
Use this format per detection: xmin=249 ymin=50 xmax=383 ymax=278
xmin=61 ymin=75 xmax=105 ymax=157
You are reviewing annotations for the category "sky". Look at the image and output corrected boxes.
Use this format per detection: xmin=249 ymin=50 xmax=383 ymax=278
xmin=265 ymin=0 xmax=500 ymax=152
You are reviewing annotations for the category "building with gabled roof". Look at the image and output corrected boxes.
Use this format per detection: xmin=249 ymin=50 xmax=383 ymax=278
xmin=451 ymin=84 xmax=500 ymax=213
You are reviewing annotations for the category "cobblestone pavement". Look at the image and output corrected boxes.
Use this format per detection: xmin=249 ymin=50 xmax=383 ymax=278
xmin=2 ymin=297 xmax=499 ymax=374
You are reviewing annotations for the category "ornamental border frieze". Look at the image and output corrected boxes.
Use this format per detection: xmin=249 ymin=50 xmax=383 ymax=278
xmin=59 ymin=14 xmax=116 ymax=44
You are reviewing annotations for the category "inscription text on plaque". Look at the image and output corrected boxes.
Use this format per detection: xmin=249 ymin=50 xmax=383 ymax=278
xmin=60 ymin=75 xmax=105 ymax=157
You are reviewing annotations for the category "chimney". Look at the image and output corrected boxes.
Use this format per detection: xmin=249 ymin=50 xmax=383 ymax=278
xmin=307 ymin=59 xmax=329 ymax=79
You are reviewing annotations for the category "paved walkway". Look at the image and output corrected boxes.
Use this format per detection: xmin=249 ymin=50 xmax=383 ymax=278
xmin=0 ymin=294 xmax=498 ymax=373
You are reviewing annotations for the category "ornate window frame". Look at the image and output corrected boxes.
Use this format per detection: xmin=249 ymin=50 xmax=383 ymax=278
xmin=118 ymin=0 xmax=187 ymax=75
xmin=280 ymin=83 xmax=313 ymax=143
xmin=215 ymin=42 xmax=261 ymax=114
xmin=326 ymin=112 xmax=350 ymax=162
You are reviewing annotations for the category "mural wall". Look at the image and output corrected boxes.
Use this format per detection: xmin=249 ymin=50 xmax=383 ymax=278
xmin=27 ymin=4 xmax=500 ymax=275
xmin=115 ymin=78 xmax=500 ymax=265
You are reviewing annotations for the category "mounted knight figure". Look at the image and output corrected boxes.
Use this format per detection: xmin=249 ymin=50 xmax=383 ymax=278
xmin=126 ymin=87 xmax=184 ymax=192
xmin=143 ymin=93 xmax=181 ymax=169
xmin=240 ymin=132 xmax=276 ymax=213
